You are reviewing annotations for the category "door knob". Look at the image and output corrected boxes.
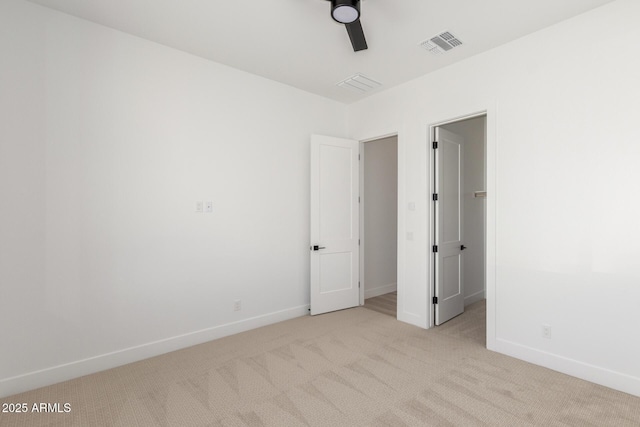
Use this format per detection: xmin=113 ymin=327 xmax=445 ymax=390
xmin=312 ymin=245 xmax=326 ymax=251
xmin=461 ymin=245 xmax=467 ymax=251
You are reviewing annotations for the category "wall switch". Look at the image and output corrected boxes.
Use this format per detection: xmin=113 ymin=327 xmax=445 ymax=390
xmin=233 ymin=300 xmax=241 ymax=312
xmin=205 ymin=201 xmax=213 ymax=213
xmin=406 ymin=232 xmax=414 ymax=241
xmin=542 ymin=324 xmax=552 ymax=339
xmin=195 ymin=201 xmax=203 ymax=213
xmin=408 ymin=202 xmax=416 ymax=211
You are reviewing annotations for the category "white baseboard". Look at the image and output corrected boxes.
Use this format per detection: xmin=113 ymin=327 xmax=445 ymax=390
xmin=464 ymin=290 xmax=485 ymax=307
xmin=494 ymin=338 xmax=640 ymax=398
xmin=364 ymin=283 xmax=397 ymax=300
xmin=0 ymin=305 xmax=309 ymax=399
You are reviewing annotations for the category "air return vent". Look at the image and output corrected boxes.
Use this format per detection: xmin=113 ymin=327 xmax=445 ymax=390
xmin=420 ymin=31 xmax=463 ymax=55
xmin=336 ymin=73 xmax=382 ymax=93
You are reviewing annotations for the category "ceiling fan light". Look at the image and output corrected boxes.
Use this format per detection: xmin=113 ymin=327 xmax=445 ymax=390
xmin=331 ymin=1 xmax=360 ymax=24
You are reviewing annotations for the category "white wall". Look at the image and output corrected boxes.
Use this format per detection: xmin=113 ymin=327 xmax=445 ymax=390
xmin=348 ymin=0 xmax=640 ymax=397
xmin=0 ymin=0 xmax=347 ymax=398
xmin=363 ymin=136 xmax=398 ymax=299
xmin=441 ymin=117 xmax=486 ymax=306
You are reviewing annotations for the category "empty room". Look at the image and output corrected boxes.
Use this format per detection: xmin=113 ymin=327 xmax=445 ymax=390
xmin=1 ymin=0 xmax=640 ymax=425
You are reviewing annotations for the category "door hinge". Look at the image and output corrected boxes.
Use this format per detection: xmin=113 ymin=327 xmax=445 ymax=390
xmin=359 ymin=281 xmax=361 ymax=288
xmin=432 ymin=245 xmax=438 ymax=253
xmin=432 ymin=193 xmax=438 ymax=201
xmin=433 ymin=296 xmax=438 ymax=304
xmin=358 ymin=239 xmax=360 ymax=246
xmin=358 ymin=154 xmax=361 ymax=160
xmin=433 ymin=141 xmax=438 ymax=149
xmin=358 ymin=196 xmax=360 ymax=203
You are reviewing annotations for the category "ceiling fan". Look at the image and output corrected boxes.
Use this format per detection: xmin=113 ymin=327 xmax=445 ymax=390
xmin=326 ymin=0 xmax=368 ymax=52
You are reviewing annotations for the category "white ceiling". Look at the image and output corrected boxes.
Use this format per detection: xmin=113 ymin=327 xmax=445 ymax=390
xmin=26 ymin=0 xmax=615 ymax=104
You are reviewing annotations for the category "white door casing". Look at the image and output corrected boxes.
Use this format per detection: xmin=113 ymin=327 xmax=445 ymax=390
xmin=435 ymin=127 xmax=465 ymax=325
xmin=310 ymin=135 xmax=360 ymax=315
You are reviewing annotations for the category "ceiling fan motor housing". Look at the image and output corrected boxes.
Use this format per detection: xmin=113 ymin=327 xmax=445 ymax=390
xmin=330 ymin=0 xmax=360 ymax=24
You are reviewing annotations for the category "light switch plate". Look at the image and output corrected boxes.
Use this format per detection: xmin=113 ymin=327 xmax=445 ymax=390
xmin=195 ymin=201 xmax=203 ymax=213
xmin=205 ymin=201 xmax=213 ymax=213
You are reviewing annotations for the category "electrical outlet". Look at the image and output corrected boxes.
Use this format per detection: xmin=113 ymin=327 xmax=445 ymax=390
xmin=542 ymin=324 xmax=552 ymax=339
xmin=205 ymin=201 xmax=213 ymax=213
xmin=233 ymin=300 xmax=241 ymax=312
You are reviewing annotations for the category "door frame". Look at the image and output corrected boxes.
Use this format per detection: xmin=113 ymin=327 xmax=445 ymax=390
xmin=428 ymin=110 xmax=495 ymax=348
xmin=358 ymin=133 xmax=399 ymax=308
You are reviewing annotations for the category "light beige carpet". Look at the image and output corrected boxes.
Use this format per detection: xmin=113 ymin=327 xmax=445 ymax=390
xmin=1 ymin=300 xmax=639 ymax=426
xmin=363 ymin=292 xmax=397 ymax=318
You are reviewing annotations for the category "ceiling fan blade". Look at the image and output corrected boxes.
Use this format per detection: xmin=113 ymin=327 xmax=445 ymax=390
xmin=345 ymin=20 xmax=368 ymax=52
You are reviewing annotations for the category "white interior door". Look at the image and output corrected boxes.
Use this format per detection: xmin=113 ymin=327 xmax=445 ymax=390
xmin=434 ymin=127 xmax=465 ymax=325
xmin=310 ymin=134 xmax=360 ymax=315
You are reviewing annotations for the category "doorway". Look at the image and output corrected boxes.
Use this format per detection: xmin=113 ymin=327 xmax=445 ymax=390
xmin=432 ymin=115 xmax=486 ymax=326
xmin=360 ymin=135 xmax=398 ymax=318
xmin=309 ymin=134 xmax=398 ymax=316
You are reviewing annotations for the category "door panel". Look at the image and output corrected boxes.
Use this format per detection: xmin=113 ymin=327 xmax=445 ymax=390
xmin=442 ymin=247 xmax=462 ymax=300
xmin=319 ymin=252 xmax=353 ymax=293
xmin=435 ymin=127 xmax=464 ymax=325
xmin=441 ymin=140 xmax=462 ymax=243
xmin=310 ymin=135 xmax=360 ymax=315
xmin=319 ymin=144 xmax=354 ymax=240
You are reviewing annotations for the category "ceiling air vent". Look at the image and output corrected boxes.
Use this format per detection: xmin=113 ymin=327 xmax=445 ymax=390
xmin=336 ymin=73 xmax=382 ymax=93
xmin=420 ymin=31 xmax=463 ymax=55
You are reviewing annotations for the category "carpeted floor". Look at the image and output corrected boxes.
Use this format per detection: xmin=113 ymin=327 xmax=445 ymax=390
xmin=1 ymin=300 xmax=639 ymax=426
xmin=363 ymin=292 xmax=397 ymax=318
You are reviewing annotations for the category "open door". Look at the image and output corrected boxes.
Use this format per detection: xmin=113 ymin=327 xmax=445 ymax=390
xmin=310 ymin=135 xmax=360 ymax=315
xmin=434 ymin=127 xmax=465 ymax=325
